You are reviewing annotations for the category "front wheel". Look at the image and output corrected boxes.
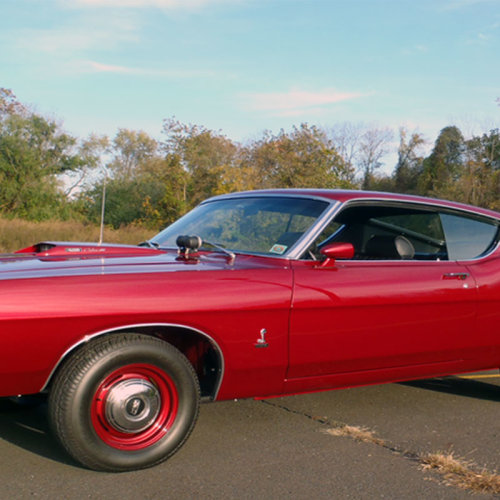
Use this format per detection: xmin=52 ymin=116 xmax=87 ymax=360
xmin=48 ymin=334 xmax=200 ymax=472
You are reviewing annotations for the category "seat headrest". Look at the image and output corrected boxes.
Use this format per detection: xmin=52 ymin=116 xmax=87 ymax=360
xmin=365 ymin=235 xmax=415 ymax=260
xmin=395 ymin=235 xmax=415 ymax=259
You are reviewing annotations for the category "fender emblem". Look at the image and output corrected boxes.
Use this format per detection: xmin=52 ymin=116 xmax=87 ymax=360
xmin=254 ymin=328 xmax=269 ymax=348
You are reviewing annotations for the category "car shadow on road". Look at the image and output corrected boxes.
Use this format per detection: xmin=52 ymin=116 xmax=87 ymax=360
xmin=0 ymin=399 xmax=78 ymax=467
xmin=401 ymin=376 xmax=500 ymax=402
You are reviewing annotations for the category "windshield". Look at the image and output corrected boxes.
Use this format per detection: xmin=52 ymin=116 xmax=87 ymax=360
xmin=152 ymin=196 xmax=329 ymax=256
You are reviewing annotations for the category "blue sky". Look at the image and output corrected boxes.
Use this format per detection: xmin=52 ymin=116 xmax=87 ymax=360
xmin=1 ymin=0 xmax=499 ymax=170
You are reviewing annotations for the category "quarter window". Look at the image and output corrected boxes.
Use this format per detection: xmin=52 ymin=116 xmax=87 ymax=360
xmin=440 ymin=213 xmax=498 ymax=260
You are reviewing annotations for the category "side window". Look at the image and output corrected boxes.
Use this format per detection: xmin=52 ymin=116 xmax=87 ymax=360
xmin=303 ymin=203 xmax=498 ymax=261
xmin=440 ymin=213 xmax=498 ymax=260
xmin=303 ymin=204 xmax=448 ymax=261
xmin=370 ymin=212 xmax=446 ymax=259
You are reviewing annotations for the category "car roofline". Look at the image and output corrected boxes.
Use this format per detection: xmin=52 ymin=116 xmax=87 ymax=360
xmin=204 ymin=189 xmax=500 ymax=221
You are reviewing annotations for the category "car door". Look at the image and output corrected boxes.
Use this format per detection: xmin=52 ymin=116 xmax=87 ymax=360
xmin=286 ymin=202 xmax=479 ymax=385
xmin=289 ymin=258 xmax=476 ymax=379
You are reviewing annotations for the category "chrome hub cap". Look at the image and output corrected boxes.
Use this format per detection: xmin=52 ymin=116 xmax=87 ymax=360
xmin=104 ymin=379 xmax=161 ymax=434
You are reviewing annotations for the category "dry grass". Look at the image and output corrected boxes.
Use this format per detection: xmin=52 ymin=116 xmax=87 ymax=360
xmin=421 ymin=452 xmax=500 ymax=495
xmin=0 ymin=218 xmax=156 ymax=253
xmin=324 ymin=425 xmax=385 ymax=446
xmin=325 ymin=424 xmax=500 ymax=495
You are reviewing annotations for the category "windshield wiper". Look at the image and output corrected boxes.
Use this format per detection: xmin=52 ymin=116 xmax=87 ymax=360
xmin=202 ymin=240 xmax=236 ymax=261
xmin=138 ymin=240 xmax=160 ymax=249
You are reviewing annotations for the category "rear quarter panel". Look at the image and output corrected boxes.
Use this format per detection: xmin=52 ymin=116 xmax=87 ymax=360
xmin=465 ymin=245 xmax=500 ymax=364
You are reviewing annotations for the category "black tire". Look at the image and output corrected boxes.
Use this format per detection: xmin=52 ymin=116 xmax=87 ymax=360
xmin=48 ymin=333 xmax=200 ymax=472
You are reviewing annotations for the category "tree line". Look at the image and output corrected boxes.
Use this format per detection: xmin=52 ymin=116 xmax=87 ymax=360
xmin=1 ymin=88 xmax=498 ymax=231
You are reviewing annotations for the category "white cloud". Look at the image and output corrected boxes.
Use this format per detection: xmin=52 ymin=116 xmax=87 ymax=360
xmin=14 ymin=13 xmax=139 ymax=55
xmin=465 ymin=31 xmax=495 ymax=45
xmin=61 ymin=0 xmax=236 ymax=9
xmin=243 ymin=88 xmax=366 ymax=117
xmin=74 ymin=59 xmax=219 ymax=79
xmin=81 ymin=60 xmax=138 ymax=74
xmin=442 ymin=0 xmax=497 ymax=10
xmin=401 ymin=44 xmax=429 ymax=55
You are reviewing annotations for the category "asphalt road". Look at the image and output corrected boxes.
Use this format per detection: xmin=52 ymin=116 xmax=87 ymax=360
xmin=0 ymin=372 xmax=498 ymax=500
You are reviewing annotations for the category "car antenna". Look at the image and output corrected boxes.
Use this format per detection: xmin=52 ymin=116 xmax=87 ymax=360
xmin=98 ymin=175 xmax=107 ymax=245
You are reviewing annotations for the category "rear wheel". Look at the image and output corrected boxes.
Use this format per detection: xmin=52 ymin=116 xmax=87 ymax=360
xmin=48 ymin=334 xmax=199 ymax=472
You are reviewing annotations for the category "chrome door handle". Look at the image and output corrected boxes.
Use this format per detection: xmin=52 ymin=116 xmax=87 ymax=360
xmin=442 ymin=273 xmax=469 ymax=280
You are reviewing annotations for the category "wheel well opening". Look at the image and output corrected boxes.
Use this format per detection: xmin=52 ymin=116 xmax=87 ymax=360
xmin=45 ymin=326 xmax=223 ymax=400
xmin=106 ymin=326 xmax=222 ymax=400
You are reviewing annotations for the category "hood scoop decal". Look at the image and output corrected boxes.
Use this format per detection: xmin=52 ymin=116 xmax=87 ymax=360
xmin=15 ymin=242 xmax=163 ymax=259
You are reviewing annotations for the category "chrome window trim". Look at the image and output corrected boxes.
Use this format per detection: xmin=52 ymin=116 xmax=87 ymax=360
xmin=41 ymin=323 xmax=225 ymax=400
xmin=329 ymin=197 xmax=500 ymax=223
xmin=302 ymin=197 xmax=500 ymax=263
xmin=204 ymin=190 xmax=339 ymax=204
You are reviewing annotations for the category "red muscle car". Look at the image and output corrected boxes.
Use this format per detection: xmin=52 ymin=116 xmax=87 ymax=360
xmin=1 ymin=189 xmax=499 ymax=471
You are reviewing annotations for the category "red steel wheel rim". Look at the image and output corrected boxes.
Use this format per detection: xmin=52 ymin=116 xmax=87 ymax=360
xmin=91 ymin=364 xmax=179 ymax=450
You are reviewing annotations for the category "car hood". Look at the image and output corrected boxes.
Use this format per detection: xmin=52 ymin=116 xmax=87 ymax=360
xmin=0 ymin=241 xmax=284 ymax=281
